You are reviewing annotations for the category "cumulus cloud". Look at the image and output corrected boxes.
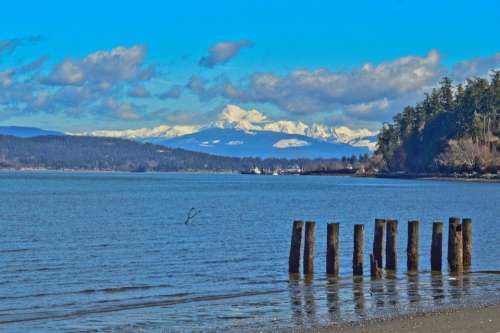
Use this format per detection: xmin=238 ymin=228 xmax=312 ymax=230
xmin=158 ymin=85 xmax=182 ymax=100
xmin=42 ymin=45 xmax=154 ymax=86
xmin=192 ymin=50 xmax=442 ymax=112
xmin=127 ymin=84 xmax=151 ymax=98
xmin=450 ymin=53 xmax=500 ymax=82
xmin=0 ymin=44 xmax=156 ymax=121
xmin=187 ymin=50 xmax=449 ymax=127
xmin=347 ymin=98 xmax=390 ymax=114
xmin=199 ymin=40 xmax=253 ymax=68
xmin=103 ymin=97 xmax=143 ymax=120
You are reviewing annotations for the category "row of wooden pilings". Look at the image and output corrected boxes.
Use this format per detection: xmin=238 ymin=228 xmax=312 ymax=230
xmin=288 ymin=218 xmax=472 ymax=277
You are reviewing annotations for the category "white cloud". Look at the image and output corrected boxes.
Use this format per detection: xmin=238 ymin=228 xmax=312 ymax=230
xmin=273 ymin=139 xmax=311 ymax=149
xmin=42 ymin=45 xmax=154 ymax=86
xmin=0 ymin=45 xmax=156 ymax=121
xmin=347 ymin=98 xmax=390 ymax=113
xmin=199 ymin=40 xmax=253 ymax=68
xmin=127 ymin=84 xmax=151 ymax=98
xmin=451 ymin=53 xmax=500 ymax=82
xmin=189 ymin=50 xmax=444 ymax=126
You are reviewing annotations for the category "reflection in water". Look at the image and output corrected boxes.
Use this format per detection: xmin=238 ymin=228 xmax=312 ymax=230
xmin=385 ymin=275 xmax=399 ymax=307
xmin=325 ymin=277 xmax=340 ymax=321
xmin=406 ymin=274 xmax=421 ymax=304
xmin=449 ymin=274 xmax=464 ymax=300
xmin=431 ymin=273 xmax=445 ymax=305
xmin=352 ymin=277 xmax=366 ymax=318
xmin=370 ymin=278 xmax=385 ymax=309
xmin=288 ymin=274 xmax=303 ymax=326
xmin=284 ymin=271 xmax=500 ymax=333
xmin=303 ymin=275 xmax=316 ymax=322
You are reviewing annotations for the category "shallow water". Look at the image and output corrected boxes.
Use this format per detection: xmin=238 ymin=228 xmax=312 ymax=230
xmin=0 ymin=172 xmax=499 ymax=332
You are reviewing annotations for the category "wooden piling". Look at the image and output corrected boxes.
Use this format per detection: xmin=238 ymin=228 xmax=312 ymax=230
xmin=448 ymin=217 xmax=460 ymax=269
xmin=431 ymin=222 xmax=443 ymax=272
xmin=385 ymin=219 xmax=398 ymax=271
xmin=449 ymin=222 xmax=463 ymax=274
xmin=462 ymin=218 xmax=472 ymax=269
xmin=373 ymin=219 xmax=385 ymax=270
xmin=407 ymin=220 xmax=419 ymax=273
xmin=326 ymin=223 xmax=340 ymax=276
xmin=288 ymin=220 xmax=304 ymax=274
xmin=303 ymin=221 xmax=316 ymax=275
xmin=370 ymin=254 xmax=382 ymax=279
xmin=353 ymin=224 xmax=364 ymax=276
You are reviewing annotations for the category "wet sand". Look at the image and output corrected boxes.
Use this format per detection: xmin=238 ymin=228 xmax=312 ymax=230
xmin=297 ymin=304 xmax=500 ymax=333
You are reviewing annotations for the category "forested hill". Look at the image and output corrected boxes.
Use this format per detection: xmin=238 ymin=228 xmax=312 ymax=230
xmin=376 ymin=72 xmax=500 ymax=174
xmin=0 ymin=135 xmax=328 ymax=172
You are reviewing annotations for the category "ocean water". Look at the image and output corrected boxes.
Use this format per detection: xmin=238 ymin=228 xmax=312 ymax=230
xmin=0 ymin=171 xmax=499 ymax=332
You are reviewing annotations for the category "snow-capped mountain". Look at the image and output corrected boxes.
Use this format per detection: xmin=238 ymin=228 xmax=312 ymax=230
xmin=83 ymin=105 xmax=378 ymax=150
xmin=151 ymin=128 xmax=371 ymax=159
xmin=80 ymin=124 xmax=201 ymax=139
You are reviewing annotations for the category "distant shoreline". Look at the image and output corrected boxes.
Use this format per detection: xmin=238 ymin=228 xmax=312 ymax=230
xmin=1 ymin=167 xmax=499 ymax=183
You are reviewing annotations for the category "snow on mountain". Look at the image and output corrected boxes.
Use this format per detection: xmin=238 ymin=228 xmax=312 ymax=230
xmin=156 ymin=128 xmax=370 ymax=159
xmin=81 ymin=125 xmax=201 ymax=139
xmin=82 ymin=104 xmax=378 ymax=150
xmin=212 ymin=104 xmax=267 ymax=131
xmin=272 ymin=139 xmax=310 ymax=149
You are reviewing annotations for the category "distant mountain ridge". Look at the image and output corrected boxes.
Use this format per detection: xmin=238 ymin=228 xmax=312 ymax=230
xmin=81 ymin=105 xmax=378 ymax=158
xmin=85 ymin=105 xmax=378 ymax=149
xmin=150 ymin=127 xmax=370 ymax=159
xmin=0 ymin=126 xmax=64 ymax=138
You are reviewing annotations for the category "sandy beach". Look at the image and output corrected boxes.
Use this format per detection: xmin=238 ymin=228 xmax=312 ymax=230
xmin=295 ymin=304 xmax=500 ymax=333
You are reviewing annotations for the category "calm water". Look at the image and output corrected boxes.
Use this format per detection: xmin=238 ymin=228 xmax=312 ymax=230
xmin=1 ymin=172 xmax=500 ymax=332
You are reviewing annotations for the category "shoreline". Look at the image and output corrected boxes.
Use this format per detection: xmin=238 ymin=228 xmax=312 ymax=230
xmin=1 ymin=168 xmax=499 ymax=183
xmin=291 ymin=302 xmax=500 ymax=333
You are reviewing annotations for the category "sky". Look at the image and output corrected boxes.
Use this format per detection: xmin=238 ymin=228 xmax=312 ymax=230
xmin=1 ymin=0 xmax=500 ymax=132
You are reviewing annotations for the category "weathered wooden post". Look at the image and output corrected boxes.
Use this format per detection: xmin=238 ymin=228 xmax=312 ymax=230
xmin=448 ymin=217 xmax=460 ymax=268
xmin=353 ymin=224 xmax=364 ymax=276
xmin=431 ymin=222 xmax=443 ymax=272
xmin=370 ymin=254 xmax=382 ymax=279
xmin=462 ymin=218 xmax=472 ymax=269
xmin=326 ymin=223 xmax=340 ymax=276
xmin=449 ymin=222 xmax=463 ymax=275
xmin=373 ymin=219 xmax=385 ymax=270
xmin=385 ymin=219 xmax=398 ymax=271
xmin=407 ymin=220 xmax=419 ymax=273
xmin=289 ymin=220 xmax=304 ymax=274
xmin=303 ymin=221 xmax=316 ymax=275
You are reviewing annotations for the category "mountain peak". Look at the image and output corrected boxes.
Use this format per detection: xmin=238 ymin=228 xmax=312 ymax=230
xmin=81 ymin=104 xmax=378 ymax=151
xmin=213 ymin=104 xmax=268 ymax=131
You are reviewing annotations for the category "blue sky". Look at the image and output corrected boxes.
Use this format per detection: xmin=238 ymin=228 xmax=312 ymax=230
xmin=1 ymin=0 xmax=499 ymax=132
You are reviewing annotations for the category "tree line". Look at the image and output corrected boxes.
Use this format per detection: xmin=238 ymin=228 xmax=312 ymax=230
xmin=0 ymin=135 xmax=351 ymax=172
xmin=376 ymin=71 xmax=500 ymax=173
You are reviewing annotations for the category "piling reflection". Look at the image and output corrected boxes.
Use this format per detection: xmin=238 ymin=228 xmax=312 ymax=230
xmin=288 ymin=274 xmax=303 ymax=326
xmin=285 ymin=271 xmax=497 ymax=327
xmin=406 ymin=274 xmax=420 ymax=304
xmin=385 ymin=274 xmax=399 ymax=307
xmin=325 ymin=277 xmax=340 ymax=321
xmin=303 ymin=275 xmax=316 ymax=322
xmin=369 ymin=278 xmax=385 ymax=308
xmin=430 ymin=273 xmax=445 ymax=304
xmin=352 ymin=277 xmax=366 ymax=318
xmin=448 ymin=274 xmax=464 ymax=300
